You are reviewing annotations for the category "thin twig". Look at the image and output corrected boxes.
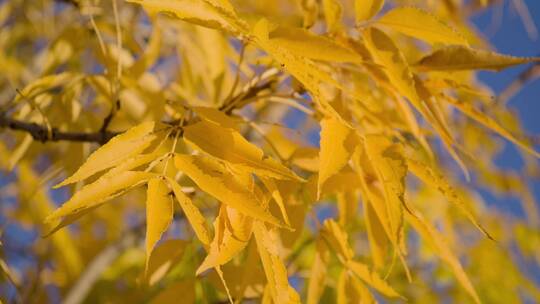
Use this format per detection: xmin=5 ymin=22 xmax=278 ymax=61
xmin=223 ymin=42 xmax=247 ymax=105
xmin=498 ymin=62 xmax=540 ymax=104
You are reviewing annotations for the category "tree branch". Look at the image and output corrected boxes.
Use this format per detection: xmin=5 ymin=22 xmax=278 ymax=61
xmin=498 ymin=62 xmax=540 ymax=104
xmin=0 ymin=114 xmax=120 ymax=144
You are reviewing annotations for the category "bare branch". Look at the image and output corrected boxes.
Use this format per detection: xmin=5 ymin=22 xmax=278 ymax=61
xmin=0 ymin=114 xmax=120 ymax=144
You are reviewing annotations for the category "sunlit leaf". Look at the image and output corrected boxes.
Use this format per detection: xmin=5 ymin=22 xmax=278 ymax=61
xmin=145 ymin=177 xmax=174 ymax=272
xmin=378 ymin=7 xmax=468 ymax=46
xmin=416 ymin=46 xmax=540 ymax=71
xmin=54 ymin=121 xmax=156 ymax=188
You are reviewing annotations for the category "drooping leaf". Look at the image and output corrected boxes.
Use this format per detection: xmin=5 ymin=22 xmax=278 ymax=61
xmin=406 ymin=158 xmax=493 ymax=239
xmin=145 ymin=177 xmax=174 ymax=272
xmin=378 ymin=7 xmax=468 ymax=46
xmin=197 ymin=205 xmax=253 ymax=274
xmin=307 ymin=239 xmax=330 ymax=304
xmin=318 ymin=117 xmax=355 ymax=198
xmin=406 ymin=210 xmax=481 ymax=304
xmin=252 ymin=18 xmax=342 ymax=118
xmin=54 ymin=121 xmax=156 ymax=188
xmin=46 ymin=171 xmax=155 ymax=224
xmin=253 ymin=222 xmax=301 ymax=304
xmin=145 ymin=239 xmax=189 ymax=286
xmin=362 ymin=27 xmax=421 ymax=111
xmin=167 ymin=177 xmax=212 ymax=245
xmin=416 ymin=45 xmax=540 ymax=71
xmin=363 ymin=135 xmax=406 ymax=247
xmin=443 ymin=95 xmax=540 ymax=157
xmin=183 ymin=120 xmax=302 ymax=181
xmin=346 ymin=260 xmax=402 ymax=298
xmin=355 ymin=0 xmax=385 ymax=23
xmin=323 ymin=219 xmax=401 ymax=299
xmin=261 ymin=177 xmax=291 ymax=226
xmin=174 ymin=154 xmax=282 ymax=226
xmin=337 ymin=268 xmax=376 ymax=304
xmin=364 ymin=199 xmax=388 ymax=269
xmin=321 ymin=219 xmax=354 ymax=261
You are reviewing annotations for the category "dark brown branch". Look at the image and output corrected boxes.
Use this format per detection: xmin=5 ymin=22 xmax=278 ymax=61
xmin=0 ymin=114 xmax=120 ymax=144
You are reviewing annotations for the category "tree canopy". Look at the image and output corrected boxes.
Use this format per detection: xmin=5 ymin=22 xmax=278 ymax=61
xmin=1 ymin=0 xmax=540 ymax=303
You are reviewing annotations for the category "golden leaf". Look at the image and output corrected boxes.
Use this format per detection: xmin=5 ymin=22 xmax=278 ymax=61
xmin=167 ymin=177 xmax=212 ymax=245
xmin=54 ymin=121 xmax=156 ymax=188
xmin=318 ymin=117 xmax=355 ymax=199
xmin=145 ymin=178 xmax=174 ymax=272
xmin=253 ymin=222 xmax=301 ymax=304
xmin=355 ymin=0 xmax=385 ymax=23
xmin=406 ymin=210 xmax=481 ymax=304
xmin=174 ymin=154 xmax=282 ymax=226
xmin=183 ymin=120 xmax=302 ymax=181
xmin=378 ymin=7 xmax=468 ymax=46
xmin=416 ymin=45 xmax=540 ymax=71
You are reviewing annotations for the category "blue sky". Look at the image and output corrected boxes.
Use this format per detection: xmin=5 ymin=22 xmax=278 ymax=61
xmin=471 ymin=0 xmax=540 ymax=216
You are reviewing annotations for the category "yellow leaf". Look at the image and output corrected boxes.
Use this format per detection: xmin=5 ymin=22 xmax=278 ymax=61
xmin=406 ymin=158 xmax=493 ymax=239
xmin=378 ymin=7 xmax=468 ymax=46
xmin=363 ymin=135 xmax=406 ymax=247
xmin=167 ymin=177 xmax=212 ymax=246
xmin=252 ymin=18 xmax=341 ymax=118
xmin=174 ymin=154 xmax=281 ymax=226
xmin=321 ymin=219 xmax=354 ymax=261
xmin=129 ymin=18 xmax=163 ymax=77
xmin=346 ymin=260 xmax=402 ymax=298
xmin=364 ymin=27 xmax=460 ymax=181
xmin=54 ymin=121 xmax=155 ymax=188
xmin=253 ymin=222 xmax=301 ymax=304
xmin=322 ymin=0 xmax=343 ymax=33
xmin=145 ymin=239 xmax=188 ymax=286
xmin=197 ymin=205 xmax=253 ymax=274
xmin=307 ymin=239 xmax=330 ymax=304
xmin=318 ymin=117 xmax=355 ymax=198
xmin=337 ymin=269 xmax=376 ymax=304
xmin=337 ymin=191 xmax=358 ymax=226
xmin=45 ymin=171 xmax=155 ymax=224
xmin=406 ymin=210 xmax=481 ymax=304
xmin=353 ymin=149 xmax=394 ymax=243
xmin=193 ymin=106 xmax=242 ymax=130
xmin=268 ymin=26 xmax=361 ymax=63
xmin=102 ymin=152 xmax=161 ymax=179
xmin=364 ymin=199 xmax=388 ymax=269
xmin=443 ymin=96 xmax=540 ymax=157
xmin=14 ymin=72 xmax=83 ymax=103
xmin=261 ymin=177 xmax=291 ymax=226
xmin=355 ymin=0 xmax=384 ymax=23
xmin=145 ymin=178 xmax=174 ymax=272
xmin=151 ymin=280 xmax=195 ymax=304
xmin=183 ymin=120 xmax=302 ymax=181
xmin=128 ymin=0 xmax=248 ymax=36
xmin=416 ymin=45 xmax=540 ymax=71
xmin=363 ymin=27 xmax=421 ymax=111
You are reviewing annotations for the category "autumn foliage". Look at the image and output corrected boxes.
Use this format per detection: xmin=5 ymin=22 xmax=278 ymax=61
xmin=1 ymin=0 xmax=540 ymax=303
